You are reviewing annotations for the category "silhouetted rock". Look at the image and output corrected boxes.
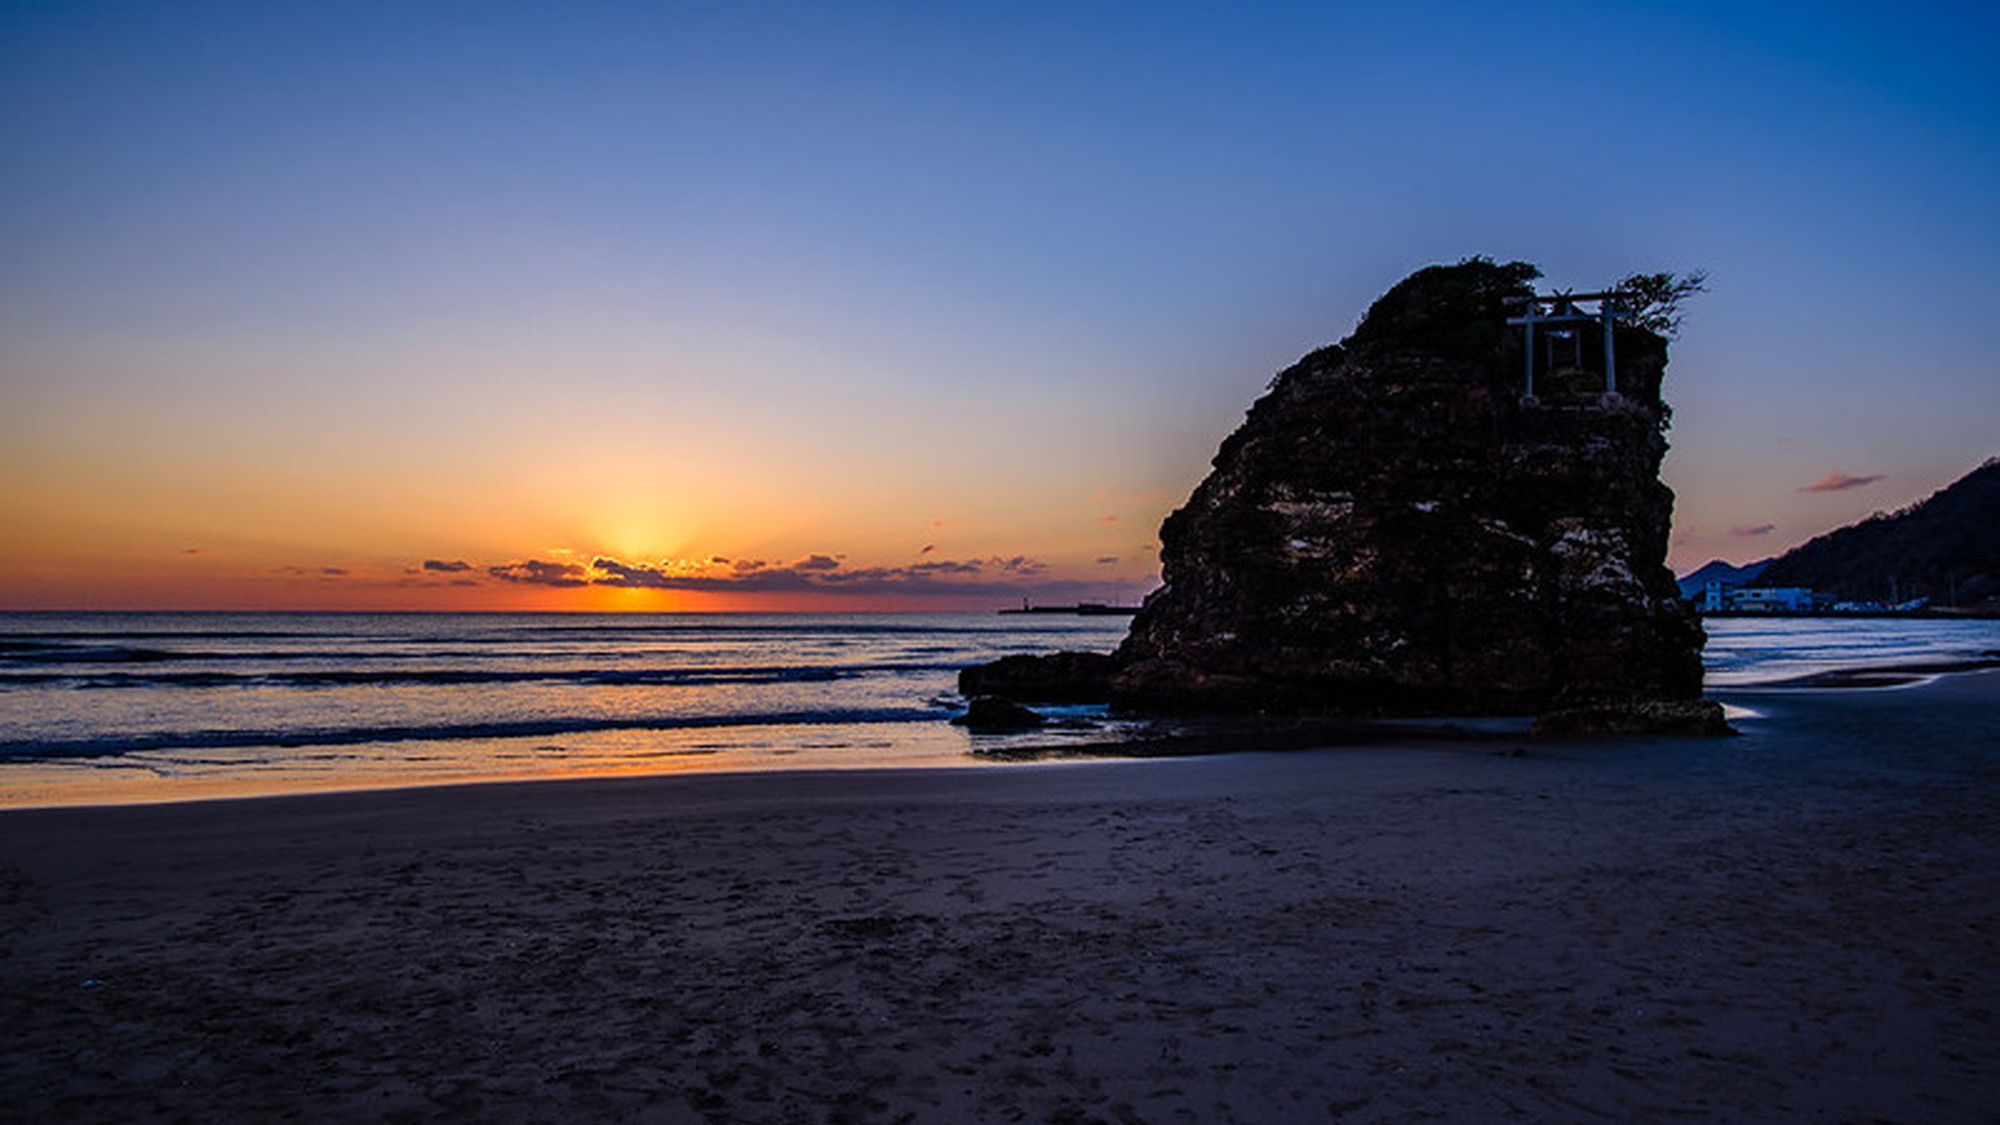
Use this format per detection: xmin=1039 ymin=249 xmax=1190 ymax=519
xmin=963 ymin=258 xmax=1721 ymax=734
xmin=958 ymin=651 xmax=1118 ymax=704
xmin=951 ymin=696 xmax=1046 ymax=730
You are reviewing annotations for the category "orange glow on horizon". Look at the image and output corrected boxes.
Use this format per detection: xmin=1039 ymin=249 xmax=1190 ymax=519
xmin=0 ymin=553 xmax=1158 ymax=614
xmin=0 ymin=459 xmax=1169 ymax=613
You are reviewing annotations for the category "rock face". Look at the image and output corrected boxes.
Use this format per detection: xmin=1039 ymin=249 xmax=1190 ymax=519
xmin=967 ymin=259 xmax=1719 ymax=731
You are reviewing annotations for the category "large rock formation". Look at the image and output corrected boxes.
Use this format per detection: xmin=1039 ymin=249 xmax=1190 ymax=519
xmin=964 ymin=258 xmax=1723 ymax=733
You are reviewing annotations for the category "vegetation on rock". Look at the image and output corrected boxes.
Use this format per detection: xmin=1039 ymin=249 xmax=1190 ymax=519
xmin=1344 ymin=256 xmax=1541 ymax=364
xmin=1612 ymin=270 xmax=1707 ymax=338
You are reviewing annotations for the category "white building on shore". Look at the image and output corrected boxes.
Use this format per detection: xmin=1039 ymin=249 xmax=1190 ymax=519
xmin=1702 ymin=582 xmax=1817 ymax=613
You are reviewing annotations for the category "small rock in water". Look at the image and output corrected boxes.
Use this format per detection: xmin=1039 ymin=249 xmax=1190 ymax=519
xmin=951 ymin=696 xmax=1046 ymax=730
xmin=957 ymin=651 xmax=1116 ymax=703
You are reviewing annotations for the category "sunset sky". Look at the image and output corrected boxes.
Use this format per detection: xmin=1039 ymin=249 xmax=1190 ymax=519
xmin=4 ymin=0 xmax=1997 ymax=611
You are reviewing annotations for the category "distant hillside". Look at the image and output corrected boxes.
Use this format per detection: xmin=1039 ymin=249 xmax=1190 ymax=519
xmin=1753 ymin=458 xmax=2000 ymax=606
xmin=1676 ymin=557 xmax=1769 ymax=600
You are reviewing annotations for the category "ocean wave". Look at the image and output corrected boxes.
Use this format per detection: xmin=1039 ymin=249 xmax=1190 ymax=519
xmin=0 ymin=630 xmax=338 ymax=642
xmin=0 ymin=661 xmax=957 ymax=690
xmin=0 ymin=708 xmax=945 ymax=761
xmin=1 ymin=620 xmax=1026 ymax=647
xmin=1 ymin=644 xmax=513 ymax=666
xmin=0 ymin=641 xmax=179 ymax=664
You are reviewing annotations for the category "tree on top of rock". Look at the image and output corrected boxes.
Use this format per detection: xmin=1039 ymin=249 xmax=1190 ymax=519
xmin=1613 ymin=270 xmax=1708 ymax=337
xmin=1344 ymin=257 xmax=1542 ymax=362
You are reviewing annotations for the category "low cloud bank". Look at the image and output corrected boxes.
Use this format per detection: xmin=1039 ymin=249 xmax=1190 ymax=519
xmin=468 ymin=551 xmax=1108 ymax=600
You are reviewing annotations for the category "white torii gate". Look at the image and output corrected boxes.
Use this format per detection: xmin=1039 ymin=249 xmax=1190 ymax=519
xmin=1504 ymin=291 xmax=1627 ymax=402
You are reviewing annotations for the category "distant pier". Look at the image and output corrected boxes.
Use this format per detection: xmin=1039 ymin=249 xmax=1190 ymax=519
xmin=998 ymin=602 xmax=1140 ymax=617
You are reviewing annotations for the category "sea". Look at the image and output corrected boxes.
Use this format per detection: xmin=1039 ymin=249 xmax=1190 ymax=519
xmin=3 ymin=611 xmax=1997 ymax=807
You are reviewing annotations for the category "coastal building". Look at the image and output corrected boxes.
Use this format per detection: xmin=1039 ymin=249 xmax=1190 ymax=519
xmin=1730 ymin=587 xmax=1817 ymax=613
xmin=1701 ymin=581 xmax=1817 ymax=613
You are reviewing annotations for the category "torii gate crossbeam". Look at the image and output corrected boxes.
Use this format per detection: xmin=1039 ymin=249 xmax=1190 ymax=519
xmin=1504 ymin=291 xmax=1626 ymax=401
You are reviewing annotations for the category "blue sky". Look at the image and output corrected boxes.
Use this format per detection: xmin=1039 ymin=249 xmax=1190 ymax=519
xmin=3 ymin=0 xmax=1997 ymax=607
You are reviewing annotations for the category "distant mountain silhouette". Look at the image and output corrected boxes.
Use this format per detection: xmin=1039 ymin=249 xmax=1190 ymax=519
xmin=1753 ymin=458 xmax=2000 ymax=606
xmin=1675 ymin=557 xmax=1769 ymax=600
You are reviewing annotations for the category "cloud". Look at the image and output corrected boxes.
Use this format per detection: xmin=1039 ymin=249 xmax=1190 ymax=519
xmin=453 ymin=548 xmax=1150 ymax=602
xmin=591 ymin=557 xmax=760 ymax=590
xmin=1096 ymin=556 xmax=1120 ymax=565
xmin=273 ymin=565 xmax=343 ymax=578
xmin=589 ymin=558 xmax=676 ymax=589
xmin=423 ymin=558 xmax=473 ymax=573
xmin=1799 ymin=472 xmax=1885 ymax=493
xmin=489 ymin=559 xmax=591 ymax=587
xmin=1097 ymin=514 xmax=1119 ymax=525
xmin=571 ymin=551 xmax=1090 ymax=598
xmin=591 ymin=556 xmax=824 ymax=593
xmin=907 ymin=559 xmax=983 ymax=576
xmin=1729 ymin=523 xmax=1776 ymax=537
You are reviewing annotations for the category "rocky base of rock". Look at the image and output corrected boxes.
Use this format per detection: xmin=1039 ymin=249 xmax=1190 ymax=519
xmin=1530 ymin=699 xmax=1735 ymax=738
xmin=956 ymin=653 xmax=1736 ymax=737
xmin=949 ymin=695 xmax=1047 ymax=731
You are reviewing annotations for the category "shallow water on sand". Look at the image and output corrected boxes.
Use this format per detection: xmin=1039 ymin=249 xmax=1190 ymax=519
xmin=1700 ymin=616 xmax=2000 ymax=686
xmin=0 ymin=612 xmax=1134 ymax=804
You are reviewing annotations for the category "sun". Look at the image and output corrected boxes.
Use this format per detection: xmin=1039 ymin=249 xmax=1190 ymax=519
xmin=589 ymin=505 xmax=696 ymax=566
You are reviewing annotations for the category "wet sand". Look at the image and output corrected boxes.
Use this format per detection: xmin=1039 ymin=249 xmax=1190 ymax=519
xmin=3 ymin=672 xmax=1997 ymax=1123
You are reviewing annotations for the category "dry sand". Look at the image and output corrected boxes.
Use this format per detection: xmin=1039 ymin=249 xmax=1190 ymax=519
xmin=3 ymin=672 xmax=1997 ymax=1124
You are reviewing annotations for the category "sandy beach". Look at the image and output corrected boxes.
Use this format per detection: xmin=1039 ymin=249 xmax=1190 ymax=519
xmin=4 ymin=672 xmax=1997 ymax=1124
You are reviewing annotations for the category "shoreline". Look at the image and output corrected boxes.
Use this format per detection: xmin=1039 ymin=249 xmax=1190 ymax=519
xmin=1722 ymin=654 xmax=2000 ymax=690
xmin=3 ymin=670 xmax=1996 ymax=1122
xmin=6 ymin=655 xmax=1995 ymax=813
xmin=1698 ymin=608 xmax=2000 ymax=620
